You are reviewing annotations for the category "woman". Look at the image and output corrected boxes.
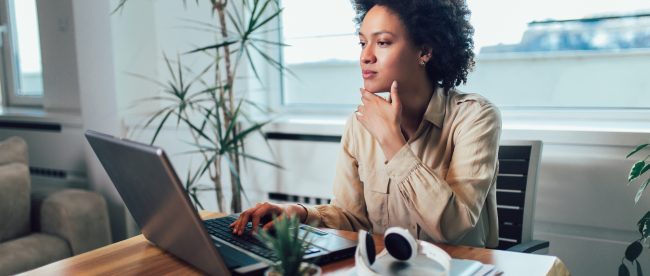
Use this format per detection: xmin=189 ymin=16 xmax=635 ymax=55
xmin=231 ymin=0 xmax=501 ymax=248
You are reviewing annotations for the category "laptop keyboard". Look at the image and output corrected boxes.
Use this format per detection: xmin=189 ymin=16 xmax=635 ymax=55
xmin=204 ymin=216 xmax=321 ymax=262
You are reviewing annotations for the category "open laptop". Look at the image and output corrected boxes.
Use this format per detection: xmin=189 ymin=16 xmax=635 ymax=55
xmin=85 ymin=130 xmax=356 ymax=275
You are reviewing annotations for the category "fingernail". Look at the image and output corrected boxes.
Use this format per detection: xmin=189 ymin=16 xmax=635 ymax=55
xmin=392 ymin=80 xmax=398 ymax=88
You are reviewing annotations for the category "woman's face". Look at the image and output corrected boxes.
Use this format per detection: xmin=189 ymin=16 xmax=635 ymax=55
xmin=359 ymin=5 xmax=422 ymax=93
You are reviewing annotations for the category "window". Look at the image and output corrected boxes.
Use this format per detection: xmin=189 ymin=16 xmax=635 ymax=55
xmin=1 ymin=0 xmax=43 ymax=106
xmin=280 ymin=0 xmax=359 ymax=110
xmin=464 ymin=0 xmax=650 ymax=109
xmin=278 ymin=0 xmax=650 ymax=111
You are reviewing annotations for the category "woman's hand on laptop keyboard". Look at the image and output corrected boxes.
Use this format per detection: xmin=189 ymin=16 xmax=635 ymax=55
xmin=230 ymin=202 xmax=307 ymax=236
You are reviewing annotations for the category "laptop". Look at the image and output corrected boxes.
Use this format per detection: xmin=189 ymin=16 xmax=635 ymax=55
xmin=85 ymin=130 xmax=357 ymax=275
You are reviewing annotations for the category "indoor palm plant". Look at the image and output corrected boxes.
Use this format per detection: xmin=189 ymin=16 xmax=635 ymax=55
xmin=620 ymin=140 xmax=650 ymax=275
xmin=114 ymin=0 xmax=286 ymax=212
xmin=257 ymin=215 xmax=321 ymax=276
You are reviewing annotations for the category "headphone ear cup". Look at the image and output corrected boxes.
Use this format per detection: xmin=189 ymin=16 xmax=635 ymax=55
xmin=365 ymin=231 xmax=376 ymax=265
xmin=384 ymin=227 xmax=418 ymax=262
xmin=356 ymin=230 xmax=377 ymax=269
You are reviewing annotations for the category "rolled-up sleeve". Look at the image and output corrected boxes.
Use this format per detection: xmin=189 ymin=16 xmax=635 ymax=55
xmin=386 ymin=102 xmax=501 ymax=243
xmin=303 ymin=116 xmax=371 ymax=231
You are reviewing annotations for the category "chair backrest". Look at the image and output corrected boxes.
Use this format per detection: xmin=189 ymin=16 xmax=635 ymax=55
xmin=495 ymin=140 xmax=543 ymax=250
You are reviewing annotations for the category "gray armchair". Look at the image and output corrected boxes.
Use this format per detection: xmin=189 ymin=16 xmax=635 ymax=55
xmin=0 ymin=136 xmax=112 ymax=275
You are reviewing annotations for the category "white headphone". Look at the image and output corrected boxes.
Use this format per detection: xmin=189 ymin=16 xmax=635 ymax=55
xmin=355 ymin=227 xmax=450 ymax=275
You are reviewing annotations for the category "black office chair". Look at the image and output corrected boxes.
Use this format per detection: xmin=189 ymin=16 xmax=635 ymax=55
xmin=495 ymin=140 xmax=549 ymax=253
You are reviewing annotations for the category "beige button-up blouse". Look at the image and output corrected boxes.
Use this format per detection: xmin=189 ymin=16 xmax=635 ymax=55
xmin=303 ymin=88 xmax=501 ymax=248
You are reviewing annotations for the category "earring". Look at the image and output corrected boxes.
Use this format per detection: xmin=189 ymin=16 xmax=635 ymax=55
xmin=419 ymin=60 xmax=426 ymax=66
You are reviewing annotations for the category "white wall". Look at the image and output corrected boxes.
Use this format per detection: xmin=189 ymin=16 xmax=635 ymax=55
xmin=36 ymin=0 xmax=80 ymax=112
xmin=70 ymin=0 xmax=130 ymax=241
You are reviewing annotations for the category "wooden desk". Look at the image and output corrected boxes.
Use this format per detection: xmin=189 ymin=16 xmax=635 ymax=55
xmin=23 ymin=213 xmax=570 ymax=275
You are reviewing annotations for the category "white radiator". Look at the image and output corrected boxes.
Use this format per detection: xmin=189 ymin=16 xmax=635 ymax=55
xmin=0 ymin=118 xmax=87 ymax=189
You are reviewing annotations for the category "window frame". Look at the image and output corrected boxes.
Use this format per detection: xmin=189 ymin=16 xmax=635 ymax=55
xmin=0 ymin=0 xmax=43 ymax=107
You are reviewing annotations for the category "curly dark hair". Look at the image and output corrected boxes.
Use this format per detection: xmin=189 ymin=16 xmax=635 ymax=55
xmin=352 ymin=0 xmax=475 ymax=91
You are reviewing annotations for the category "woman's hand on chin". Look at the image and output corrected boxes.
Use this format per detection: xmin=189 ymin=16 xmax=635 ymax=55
xmin=356 ymin=80 xmax=407 ymax=161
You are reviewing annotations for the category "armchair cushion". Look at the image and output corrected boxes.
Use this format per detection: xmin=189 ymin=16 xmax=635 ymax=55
xmin=40 ymin=189 xmax=112 ymax=255
xmin=0 ymin=233 xmax=70 ymax=275
xmin=0 ymin=136 xmax=28 ymax=166
xmin=0 ymin=137 xmax=31 ymax=243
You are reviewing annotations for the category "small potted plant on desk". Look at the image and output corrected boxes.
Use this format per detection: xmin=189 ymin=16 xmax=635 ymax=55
xmin=257 ymin=215 xmax=321 ymax=276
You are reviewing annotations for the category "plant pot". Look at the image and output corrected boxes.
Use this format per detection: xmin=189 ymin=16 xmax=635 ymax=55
xmin=264 ymin=262 xmax=322 ymax=276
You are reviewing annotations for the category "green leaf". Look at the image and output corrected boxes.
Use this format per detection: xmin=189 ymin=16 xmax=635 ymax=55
xmin=176 ymin=148 xmax=216 ymax=156
xmin=185 ymin=61 xmax=215 ymax=90
xmin=222 ymin=154 xmax=249 ymax=204
xmin=195 ymin=105 xmax=224 ymax=144
xmin=223 ymin=99 xmax=246 ymax=146
xmin=176 ymin=54 xmax=185 ymax=98
xmin=249 ymin=37 xmax=290 ymax=47
xmin=177 ymin=115 xmax=213 ymax=142
xmin=189 ymin=189 xmax=205 ymax=210
xmin=125 ymin=72 xmax=168 ymax=88
xmin=188 ymin=163 xmax=204 ymax=187
xmin=629 ymin=161 xmax=646 ymax=183
xmin=186 ymin=40 xmax=239 ymax=54
xmin=244 ymin=45 xmax=263 ymax=84
xmin=235 ymin=152 xmax=284 ymax=169
xmin=635 ymin=179 xmax=650 ymax=204
xmin=627 ymin=144 xmax=649 ymax=158
xmin=227 ymin=120 xmax=271 ymax=148
xmin=638 ymin=211 xmax=650 ymax=239
xmin=243 ymin=99 xmax=272 ymax=114
xmin=162 ymin=53 xmax=178 ymax=84
xmin=619 ymin=263 xmax=630 ymax=276
xmin=250 ymin=8 xmax=283 ymax=34
xmin=150 ymin=109 xmax=174 ymax=144
xmin=141 ymin=106 xmax=171 ymax=129
xmin=249 ymin=42 xmax=298 ymax=79
xmin=184 ymin=162 xmax=193 ymax=190
xmin=257 ymin=214 xmax=313 ymax=275
xmin=229 ymin=5 xmax=246 ymax=34
xmin=641 ymin=163 xmax=650 ymax=176
xmin=226 ymin=10 xmax=244 ymax=35
xmin=247 ymin=0 xmax=263 ymax=33
xmin=183 ymin=140 xmax=218 ymax=152
xmin=111 ymin=0 xmax=128 ymax=14
xmin=178 ymin=18 xmax=219 ymax=32
xmin=625 ymin=241 xmax=643 ymax=261
xmin=127 ymin=96 xmax=178 ymax=110
xmin=198 ymin=154 xmax=218 ymax=180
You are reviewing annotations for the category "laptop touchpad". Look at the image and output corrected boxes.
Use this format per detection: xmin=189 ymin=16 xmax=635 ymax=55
xmin=212 ymin=240 xmax=260 ymax=269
